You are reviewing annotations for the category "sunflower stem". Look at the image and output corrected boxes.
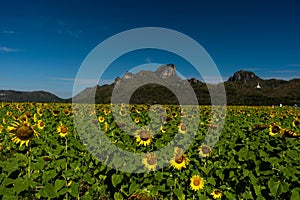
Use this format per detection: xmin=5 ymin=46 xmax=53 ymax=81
xmin=27 ymin=146 xmax=31 ymax=178
xmin=65 ymin=137 xmax=68 ymax=200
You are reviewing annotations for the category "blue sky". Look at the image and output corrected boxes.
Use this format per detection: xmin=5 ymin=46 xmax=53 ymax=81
xmin=1 ymin=0 xmax=300 ymax=98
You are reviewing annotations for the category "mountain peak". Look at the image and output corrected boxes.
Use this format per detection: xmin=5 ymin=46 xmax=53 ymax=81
xmin=155 ymin=64 xmax=177 ymax=78
xmin=227 ymin=70 xmax=261 ymax=83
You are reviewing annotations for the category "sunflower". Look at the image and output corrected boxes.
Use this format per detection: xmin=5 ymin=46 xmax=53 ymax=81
xmin=198 ymin=145 xmax=211 ymax=158
xmin=211 ymin=189 xmax=223 ymax=199
xmin=7 ymin=111 xmax=12 ymax=116
xmin=18 ymin=106 xmax=25 ymax=113
xmin=63 ymin=108 xmax=71 ymax=115
xmin=103 ymin=122 xmax=109 ymax=132
xmin=171 ymin=111 xmax=177 ymax=118
xmin=7 ymin=120 xmax=38 ymax=147
xmin=135 ymin=129 xmax=153 ymax=146
xmin=119 ymin=109 xmax=127 ymax=116
xmin=57 ymin=123 xmax=68 ymax=137
xmin=142 ymin=153 xmax=157 ymax=171
xmin=170 ymin=147 xmax=189 ymax=170
xmin=190 ymin=175 xmax=204 ymax=191
xmin=37 ymin=120 xmax=45 ymax=130
xmin=2 ymin=118 xmax=6 ymax=125
xmin=52 ymin=109 xmax=60 ymax=116
xmin=19 ymin=115 xmax=28 ymax=123
xmin=37 ymin=107 xmax=43 ymax=116
xmin=292 ymin=118 xmax=300 ymax=128
xmin=25 ymin=111 xmax=33 ymax=119
xmin=134 ymin=117 xmax=140 ymax=124
xmin=178 ymin=123 xmax=187 ymax=134
xmin=269 ymin=123 xmax=282 ymax=136
xmin=0 ymin=124 xmax=3 ymax=133
xmin=160 ymin=126 xmax=166 ymax=133
xmin=98 ymin=116 xmax=105 ymax=123
xmin=103 ymin=108 xmax=111 ymax=115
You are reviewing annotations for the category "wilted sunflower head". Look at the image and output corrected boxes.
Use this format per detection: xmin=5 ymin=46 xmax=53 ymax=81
xmin=190 ymin=175 xmax=204 ymax=191
xmin=292 ymin=118 xmax=300 ymax=128
xmin=170 ymin=147 xmax=189 ymax=170
xmin=142 ymin=153 xmax=157 ymax=171
xmin=211 ymin=189 xmax=223 ymax=199
xmin=269 ymin=123 xmax=282 ymax=136
xmin=199 ymin=145 xmax=211 ymax=158
xmin=135 ymin=129 xmax=152 ymax=146
xmin=7 ymin=120 xmax=38 ymax=147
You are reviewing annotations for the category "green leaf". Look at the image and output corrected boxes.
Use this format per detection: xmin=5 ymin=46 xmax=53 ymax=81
xmin=253 ymin=185 xmax=262 ymax=197
xmin=0 ymin=186 xmax=14 ymax=196
xmin=111 ymin=174 xmax=123 ymax=188
xmin=2 ymin=194 xmax=18 ymax=200
xmin=13 ymin=177 xmax=30 ymax=194
xmin=167 ymin=178 xmax=175 ymax=187
xmin=31 ymin=157 xmax=45 ymax=170
xmin=207 ymin=177 xmax=216 ymax=186
xmin=291 ymin=188 xmax=300 ymax=200
xmin=278 ymin=182 xmax=289 ymax=193
xmin=154 ymin=172 xmax=163 ymax=182
xmin=268 ymin=178 xmax=279 ymax=197
xmin=114 ymin=192 xmax=123 ymax=200
xmin=129 ymin=181 xmax=138 ymax=194
xmin=40 ymin=183 xmax=57 ymax=198
xmin=224 ymin=191 xmax=236 ymax=200
xmin=2 ymin=178 xmax=14 ymax=186
xmin=173 ymin=188 xmax=185 ymax=200
xmin=69 ymin=182 xmax=79 ymax=197
xmin=42 ymin=169 xmax=57 ymax=182
xmin=2 ymin=160 xmax=19 ymax=175
xmin=57 ymin=187 xmax=68 ymax=196
xmin=83 ymin=173 xmax=95 ymax=184
xmin=55 ymin=179 xmax=65 ymax=191
xmin=200 ymin=167 xmax=211 ymax=175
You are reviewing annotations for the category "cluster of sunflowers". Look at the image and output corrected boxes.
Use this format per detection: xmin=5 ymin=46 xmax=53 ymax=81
xmin=0 ymin=103 xmax=71 ymax=148
xmin=93 ymin=103 xmax=225 ymax=199
xmin=269 ymin=118 xmax=300 ymax=138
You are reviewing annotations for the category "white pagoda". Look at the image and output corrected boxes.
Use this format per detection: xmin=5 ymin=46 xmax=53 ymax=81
xmin=255 ymin=82 xmax=261 ymax=89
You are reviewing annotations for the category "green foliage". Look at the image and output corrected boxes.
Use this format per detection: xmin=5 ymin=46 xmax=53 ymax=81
xmin=0 ymin=102 xmax=299 ymax=199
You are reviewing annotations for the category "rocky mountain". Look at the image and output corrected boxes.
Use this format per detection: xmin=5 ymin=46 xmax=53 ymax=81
xmin=2 ymin=65 xmax=300 ymax=105
xmin=0 ymin=90 xmax=64 ymax=102
xmin=227 ymin=70 xmax=262 ymax=83
xmin=71 ymin=64 xmax=300 ymax=105
xmin=73 ymin=66 xmax=300 ymax=105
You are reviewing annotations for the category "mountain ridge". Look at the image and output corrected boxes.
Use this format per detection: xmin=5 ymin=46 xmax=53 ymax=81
xmin=1 ymin=65 xmax=300 ymax=105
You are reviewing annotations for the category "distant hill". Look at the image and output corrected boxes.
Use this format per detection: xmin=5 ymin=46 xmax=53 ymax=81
xmin=72 ymin=66 xmax=300 ymax=106
xmin=0 ymin=90 xmax=65 ymax=103
xmin=1 ymin=66 xmax=300 ymax=105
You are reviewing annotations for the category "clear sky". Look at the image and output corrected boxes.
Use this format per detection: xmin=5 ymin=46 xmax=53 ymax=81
xmin=1 ymin=0 xmax=300 ymax=98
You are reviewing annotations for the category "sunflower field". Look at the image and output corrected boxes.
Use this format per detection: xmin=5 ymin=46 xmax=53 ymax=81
xmin=0 ymin=102 xmax=300 ymax=199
